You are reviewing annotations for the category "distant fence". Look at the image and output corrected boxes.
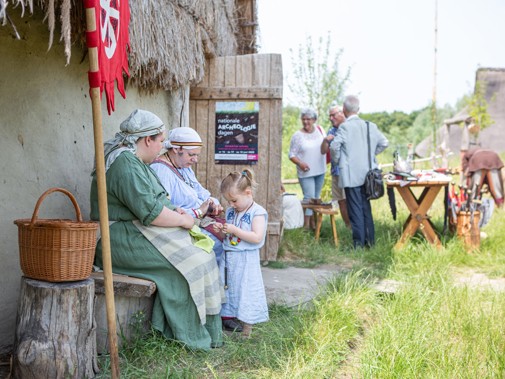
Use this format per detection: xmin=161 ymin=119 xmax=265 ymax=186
xmin=282 ymin=153 xmax=455 ymax=185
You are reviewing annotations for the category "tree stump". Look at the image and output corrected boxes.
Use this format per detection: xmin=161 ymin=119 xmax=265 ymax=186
xmin=12 ymin=277 xmax=99 ymax=379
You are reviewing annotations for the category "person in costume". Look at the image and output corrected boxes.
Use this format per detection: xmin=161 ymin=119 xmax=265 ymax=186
xmin=213 ymin=169 xmax=269 ymax=337
xmin=150 ymin=127 xmax=225 ymax=265
xmin=90 ymin=109 xmax=224 ymax=350
xmin=462 ymin=147 xmax=504 ymax=207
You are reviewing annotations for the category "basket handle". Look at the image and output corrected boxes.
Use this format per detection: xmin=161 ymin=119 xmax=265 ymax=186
xmin=30 ymin=187 xmax=83 ymax=226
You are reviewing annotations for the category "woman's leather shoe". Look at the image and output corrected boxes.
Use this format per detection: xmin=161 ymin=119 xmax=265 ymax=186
xmin=222 ymin=318 xmax=243 ymax=332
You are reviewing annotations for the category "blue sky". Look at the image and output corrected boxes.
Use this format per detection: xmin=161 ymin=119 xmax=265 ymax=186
xmin=257 ymin=0 xmax=505 ymax=113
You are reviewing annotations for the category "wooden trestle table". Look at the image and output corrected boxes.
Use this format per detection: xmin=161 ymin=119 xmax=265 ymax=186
xmin=387 ymin=180 xmax=450 ymax=250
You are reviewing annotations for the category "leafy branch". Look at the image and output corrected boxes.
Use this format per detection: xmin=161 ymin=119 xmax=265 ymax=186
xmin=466 ymin=81 xmax=494 ymax=134
xmin=288 ymin=33 xmax=351 ymax=121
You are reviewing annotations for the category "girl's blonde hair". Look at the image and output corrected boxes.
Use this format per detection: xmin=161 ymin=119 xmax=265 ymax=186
xmin=220 ymin=169 xmax=257 ymax=195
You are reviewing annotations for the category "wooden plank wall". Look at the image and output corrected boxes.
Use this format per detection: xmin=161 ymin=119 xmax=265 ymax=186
xmin=190 ymin=54 xmax=283 ymax=261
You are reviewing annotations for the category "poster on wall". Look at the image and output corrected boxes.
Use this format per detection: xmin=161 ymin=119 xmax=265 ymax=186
xmin=215 ymin=101 xmax=259 ymax=165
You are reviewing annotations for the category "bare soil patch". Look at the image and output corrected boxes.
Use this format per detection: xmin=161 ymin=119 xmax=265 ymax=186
xmin=453 ymin=268 xmax=505 ymax=292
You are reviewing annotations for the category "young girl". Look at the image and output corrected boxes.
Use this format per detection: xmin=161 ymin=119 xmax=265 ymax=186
xmin=213 ymin=169 xmax=269 ymax=337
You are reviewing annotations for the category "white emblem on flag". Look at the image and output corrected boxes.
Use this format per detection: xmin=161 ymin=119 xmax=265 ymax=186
xmin=100 ymin=0 xmax=120 ymax=59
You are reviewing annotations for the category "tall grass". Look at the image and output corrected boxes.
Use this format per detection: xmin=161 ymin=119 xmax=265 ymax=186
xmin=95 ymin=141 xmax=505 ymax=377
xmin=96 ymin=189 xmax=505 ymax=378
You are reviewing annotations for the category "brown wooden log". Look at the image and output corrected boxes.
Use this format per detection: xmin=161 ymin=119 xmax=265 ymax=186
xmin=12 ymin=277 xmax=99 ymax=379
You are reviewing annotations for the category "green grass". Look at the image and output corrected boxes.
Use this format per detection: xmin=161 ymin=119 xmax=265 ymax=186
xmin=96 ymin=147 xmax=505 ymax=377
xmin=96 ymin=187 xmax=505 ymax=377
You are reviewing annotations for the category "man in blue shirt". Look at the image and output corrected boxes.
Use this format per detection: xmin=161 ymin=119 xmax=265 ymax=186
xmin=320 ymin=103 xmax=351 ymax=228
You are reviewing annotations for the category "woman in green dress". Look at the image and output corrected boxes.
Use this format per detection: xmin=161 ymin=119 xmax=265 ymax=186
xmin=91 ymin=109 xmax=223 ymax=350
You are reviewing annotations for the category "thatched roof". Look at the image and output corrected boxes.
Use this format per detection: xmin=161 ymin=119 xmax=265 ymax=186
xmin=415 ymin=67 xmax=505 ymax=158
xmin=1 ymin=0 xmax=258 ymax=91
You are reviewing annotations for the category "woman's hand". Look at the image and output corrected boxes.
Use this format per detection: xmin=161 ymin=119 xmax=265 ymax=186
xmin=179 ymin=213 xmax=195 ymax=229
xmin=201 ymin=199 xmax=223 ymax=216
xmin=290 ymin=157 xmax=309 ymax=173
xmin=213 ymin=222 xmax=224 ymax=232
xmin=151 ymin=207 xmax=195 ymax=229
xmin=299 ymin=162 xmax=310 ymax=172
xmin=199 ymin=199 xmax=212 ymax=216
xmin=212 ymin=203 xmax=224 ymax=215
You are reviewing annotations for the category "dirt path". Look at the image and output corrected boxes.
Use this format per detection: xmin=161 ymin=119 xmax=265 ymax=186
xmin=262 ymin=265 xmax=505 ymax=310
xmin=262 ymin=264 xmax=347 ymax=307
xmin=453 ymin=268 xmax=505 ymax=291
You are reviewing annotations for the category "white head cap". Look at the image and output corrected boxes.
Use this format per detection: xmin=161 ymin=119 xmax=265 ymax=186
xmin=164 ymin=127 xmax=203 ymax=150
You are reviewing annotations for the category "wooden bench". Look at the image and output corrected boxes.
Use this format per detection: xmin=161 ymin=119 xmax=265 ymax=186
xmin=91 ymin=272 xmax=157 ymax=354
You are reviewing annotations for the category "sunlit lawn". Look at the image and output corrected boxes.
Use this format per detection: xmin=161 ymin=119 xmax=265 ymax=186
xmin=97 ymin=173 xmax=505 ymax=377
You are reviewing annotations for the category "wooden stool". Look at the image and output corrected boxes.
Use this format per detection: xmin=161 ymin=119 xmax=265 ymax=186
xmin=302 ymin=202 xmax=331 ymax=231
xmin=314 ymin=207 xmax=339 ymax=246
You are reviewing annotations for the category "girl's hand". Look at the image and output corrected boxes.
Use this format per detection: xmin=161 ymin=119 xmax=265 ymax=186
xmin=175 ymin=207 xmax=186 ymax=215
xmin=222 ymin=223 xmax=236 ymax=235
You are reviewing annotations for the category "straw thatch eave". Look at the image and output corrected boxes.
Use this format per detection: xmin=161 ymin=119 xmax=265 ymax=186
xmin=1 ymin=0 xmax=252 ymax=91
xmin=128 ymin=0 xmax=239 ymax=91
xmin=443 ymin=107 xmax=470 ymax=126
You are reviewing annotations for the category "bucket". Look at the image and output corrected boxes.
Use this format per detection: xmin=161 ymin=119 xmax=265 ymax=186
xmin=456 ymin=211 xmax=480 ymax=251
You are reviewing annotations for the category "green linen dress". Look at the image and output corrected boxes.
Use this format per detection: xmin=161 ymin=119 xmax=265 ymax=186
xmin=90 ymin=151 xmax=223 ymax=350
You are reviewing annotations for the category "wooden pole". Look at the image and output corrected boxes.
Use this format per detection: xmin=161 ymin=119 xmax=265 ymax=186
xmin=84 ymin=5 xmax=120 ymax=378
xmin=431 ymin=0 xmax=439 ymax=152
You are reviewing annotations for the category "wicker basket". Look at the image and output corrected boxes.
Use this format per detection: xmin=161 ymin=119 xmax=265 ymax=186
xmin=14 ymin=188 xmax=99 ymax=282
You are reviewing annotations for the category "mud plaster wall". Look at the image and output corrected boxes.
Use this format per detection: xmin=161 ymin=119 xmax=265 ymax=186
xmin=0 ymin=9 xmax=189 ymax=352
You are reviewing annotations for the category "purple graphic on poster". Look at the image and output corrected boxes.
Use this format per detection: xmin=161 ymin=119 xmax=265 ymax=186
xmin=215 ymin=101 xmax=259 ymax=165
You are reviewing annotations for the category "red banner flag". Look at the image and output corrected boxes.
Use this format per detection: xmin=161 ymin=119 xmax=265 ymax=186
xmin=85 ymin=0 xmax=130 ymax=114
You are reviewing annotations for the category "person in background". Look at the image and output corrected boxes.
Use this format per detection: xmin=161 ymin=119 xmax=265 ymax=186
xmin=213 ymin=169 xmax=269 ymax=338
xmin=458 ymin=120 xmax=481 ymax=185
xmin=151 ymin=127 xmax=225 ymax=265
xmin=90 ymin=109 xmax=223 ymax=350
xmin=281 ymin=184 xmax=304 ymax=230
xmin=330 ymin=95 xmax=389 ymax=248
xmin=462 ymin=147 xmax=504 ymax=207
xmin=289 ymin=108 xmax=327 ymax=229
xmin=320 ymin=103 xmax=351 ymax=228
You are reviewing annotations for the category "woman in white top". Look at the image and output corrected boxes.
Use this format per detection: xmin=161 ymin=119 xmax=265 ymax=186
xmin=151 ymin=127 xmax=225 ymax=265
xmin=288 ymin=108 xmax=327 ymax=229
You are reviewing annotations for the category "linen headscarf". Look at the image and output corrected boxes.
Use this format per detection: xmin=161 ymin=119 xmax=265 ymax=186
xmin=101 ymin=109 xmax=165 ymax=172
xmin=164 ymin=127 xmax=203 ymax=150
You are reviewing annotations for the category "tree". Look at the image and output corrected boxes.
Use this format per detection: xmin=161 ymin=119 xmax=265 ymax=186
xmin=410 ymin=105 xmax=453 ymax=144
xmin=288 ymin=33 xmax=351 ymax=122
xmin=466 ymin=81 xmax=494 ymax=135
xmin=360 ymin=105 xmax=455 ymax=159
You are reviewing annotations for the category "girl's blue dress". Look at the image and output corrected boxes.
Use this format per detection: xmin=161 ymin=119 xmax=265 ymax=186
xmin=219 ymin=202 xmax=269 ymax=324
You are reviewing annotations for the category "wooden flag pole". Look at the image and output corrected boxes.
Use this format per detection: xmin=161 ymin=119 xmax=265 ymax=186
xmin=84 ymin=5 xmax=120 ymax=378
